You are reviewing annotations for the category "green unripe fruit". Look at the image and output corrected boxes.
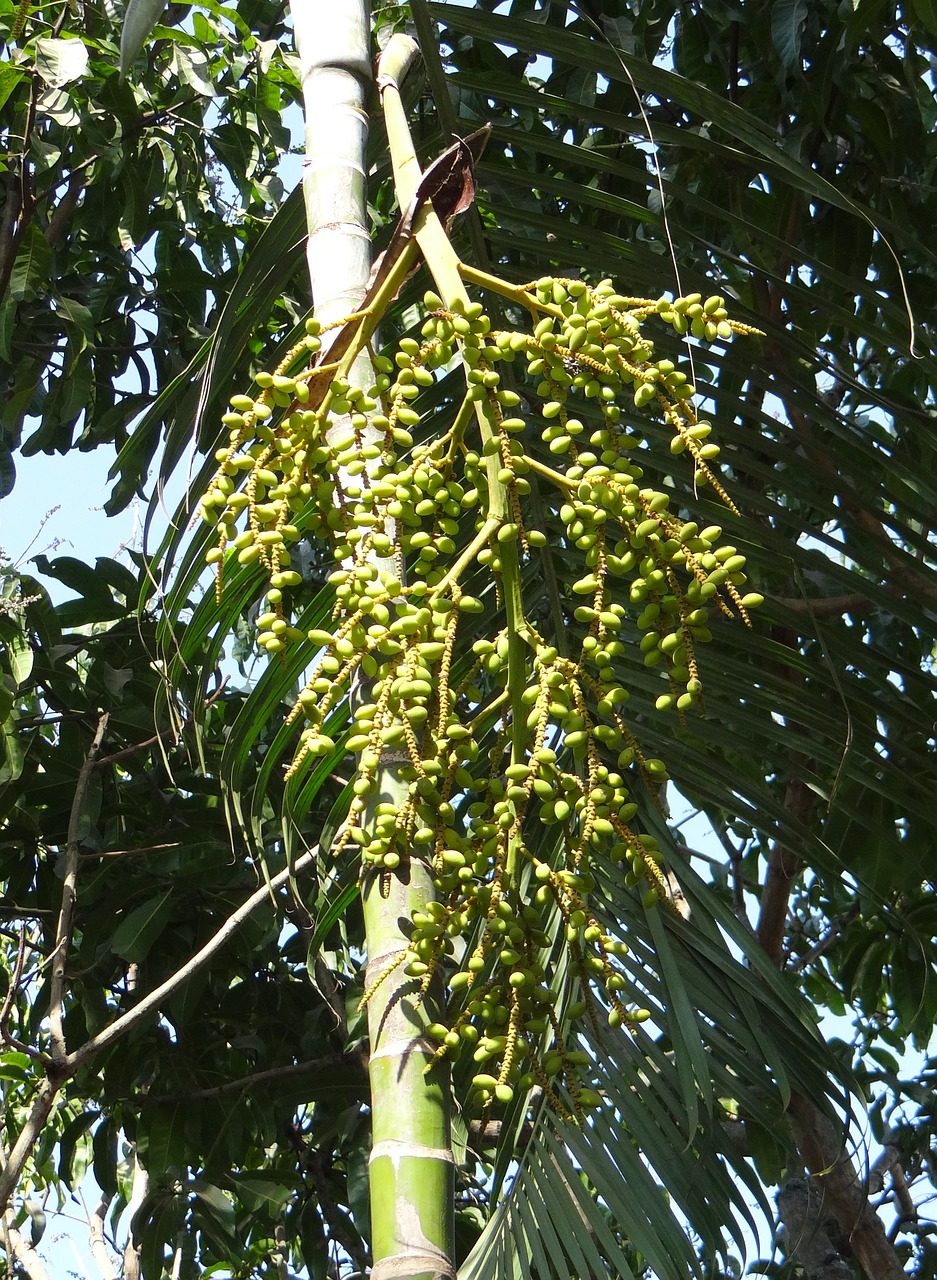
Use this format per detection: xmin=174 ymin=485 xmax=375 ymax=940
xmin=472 ymin=1073 xmax=499 ymax=1091
xmin=578 ymin=1089 xmax=603 ymax=1109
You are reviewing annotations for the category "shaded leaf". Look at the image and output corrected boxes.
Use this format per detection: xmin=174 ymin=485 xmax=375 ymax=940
xmin=111 ymin=890 xmax=173 ymax=963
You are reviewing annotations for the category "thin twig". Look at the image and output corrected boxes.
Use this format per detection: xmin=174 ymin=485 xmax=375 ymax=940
xmin=0 ymin=926 xmax=27 ymax=1041
xmin=79 ymin=842 xmax=182 ymax=860
xmin=92 ymin=680 xmax=227 ymax=769
xmin=66 ymin=849 xmax=316 ymax=1071
xmin=790 ymin=903 xmax=860 ymax=973
xmin=0 ymin=850 xmax=318 ymax=1214
xmin=48 ymin=714 xmax=108 ymax=1067
xmin=130 ymin=1051 xmax=367 ymax=1105
xmin=701 ymin=822 xmax=756 ymax=929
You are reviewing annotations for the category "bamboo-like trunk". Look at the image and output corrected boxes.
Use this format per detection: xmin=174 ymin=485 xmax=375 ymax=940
xmin=288 ymin=9 xmax=455 ymax=1277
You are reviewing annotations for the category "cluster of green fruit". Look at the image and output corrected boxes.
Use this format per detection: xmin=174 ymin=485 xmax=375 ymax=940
xmin=199 ymin=274 xmax=759 ymax=1113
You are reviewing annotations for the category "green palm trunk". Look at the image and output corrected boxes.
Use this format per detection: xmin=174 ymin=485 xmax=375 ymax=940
xmin=288 ymin=7 xmax=455 ymax=1276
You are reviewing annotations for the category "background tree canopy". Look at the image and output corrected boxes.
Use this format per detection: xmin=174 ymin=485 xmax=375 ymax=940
xmin=1 ymin=0 xmax=935 ymax=1278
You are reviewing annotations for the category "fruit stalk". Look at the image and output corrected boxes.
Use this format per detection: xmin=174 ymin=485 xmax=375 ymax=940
xmin=290 ymin=17 xmax=455 ymax=1280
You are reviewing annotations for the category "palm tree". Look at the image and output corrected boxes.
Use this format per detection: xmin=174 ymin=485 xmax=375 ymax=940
xmin=1 ymin=0 xmax=934 ymax=1277
xmin=156 ymin=0 xmax=929 ymax=1275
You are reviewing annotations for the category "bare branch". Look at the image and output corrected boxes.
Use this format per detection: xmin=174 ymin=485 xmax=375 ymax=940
xmin=0 ymin=1079 xmax=59 ymax=1214
xmin=272 ymin=1224 xmax=291 ymax=1280
xmin=131 ymin=1051 xmax=367 ymax=1105
xmin=79 ymin=842 xmax=182 ymax=860
xmin=0 ymin=851 xmax=317 ymax=1214
xmin=66 ymin=849 xmax=316 ymax=1070
xmin=777 ymin=1177 xmax=854 ymax=1279
xmin=756 ymin=770 xmax=813 ymax=965
xmin=0 ymin=925 xmax=28 ymax=1042
xmin=891 ymin=1161 xmax=917 ymax=1224
xmin=122 ymin=1154 xmax=147 ymax=1280
xmin=788 ymin=1095 xmax=906 ymax=1280
xmin=701 ymin=821 xmax=757 ymax=929
xmin=92 ymin=681 xmax=227 ymax=770
xmin=772 ymin=594 xmax=872 ymax=618
xmin=290 ymin=1138 xmax=371 ymax=1275
xmin=85 ymin=1195 xmax=118 ymax=1280
xmin=43 ymin=170 xmax=84 ymax=247
xmin=791 ymin=904 xmax=861 ymax=973
xmin=868 ymin=1144 xmax=901 ymax=1195
xmin=0 ymin=1209 xmax=52 ymax=1280
xmin=752 ymin=750 xmax=906 ymax=1279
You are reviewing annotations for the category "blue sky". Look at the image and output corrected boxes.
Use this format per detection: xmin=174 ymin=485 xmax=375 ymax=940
xmin=1 ymin=446 xmax=142 ymax=594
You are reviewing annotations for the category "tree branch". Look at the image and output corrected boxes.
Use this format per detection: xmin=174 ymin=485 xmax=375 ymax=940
xmin=868 ymin=1143 xmax=901 ymax=1196
xmin=772 ymin=594 xmax=872 ymax=618
xmin=0 ymin=1209 xmax=52 ymax=1280
xmin=66 ymin=849 xmax=316 ymax=1070
xmin=0 ymin=851 xmax=317 ymax=1214
xmin=0 ymin=176 xmax=23 ymax=308
xmin=777 ymin=1177 xmax=854 ymax=1279
xmin=91 ymin=680 xmax=226 ymax=770
xmin=43 ymin=170 xmax=84 ymax=247
xmin=791 ymin=904 xmax=861 ymax=973
xmin=788 ymin=1096 xmax=907 ymax=1280
xmin=130 ymin=1050 xmax=367 ymax=1105
xmin=0 ymin=924 xmax=28 ymax=1046
xmin=752 ymin=766 xmax=907 ymax=1279
xmin=755 ymin=768 xmax=813 ymax=965
xmin=49 ymin=714 xmax=108 ymax=1067
xmin=0 ymin=1078 xmax=59 ymax=1214
xmin=783 ymin=400 xmax=937 ymax=605
xmin=296 ymin=1142 xmax=371 ymax=1275
xmin=122 ymin=1154 xmax=147 ymax=1280
xmin=85 ymin=1195 xmax=117 ymax=1280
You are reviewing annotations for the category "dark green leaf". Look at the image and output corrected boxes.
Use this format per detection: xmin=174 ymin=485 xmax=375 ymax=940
xmin=111 ymin=890 xmax=174 ymax=963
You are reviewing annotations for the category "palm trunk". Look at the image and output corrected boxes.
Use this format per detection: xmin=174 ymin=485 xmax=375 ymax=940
xmin=288 ymin=9 xmax=455 ymax=1277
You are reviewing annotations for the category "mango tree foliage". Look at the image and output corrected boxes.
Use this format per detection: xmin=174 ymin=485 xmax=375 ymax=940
xmin=0 ymin=0 xmax=303 ymax=505
xmin=0 ymin=0 xmax=936 ymax=1277
xmin=0 ymin=553 xmax=375 ymax=1276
